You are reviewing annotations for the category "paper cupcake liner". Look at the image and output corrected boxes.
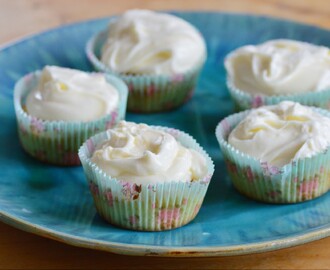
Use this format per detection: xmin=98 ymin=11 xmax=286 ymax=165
xmin=227 ymin=78 xmax=330 ymax=111
xmin=86 ymin=30 xmax=205 ymax=113
xmin=215 ymin=108 xmax=330 ymax=204
xmin=14 ymin=71 xmax=128 ymax=166
xmin=78 ymin=126 xmax=214 ymax=231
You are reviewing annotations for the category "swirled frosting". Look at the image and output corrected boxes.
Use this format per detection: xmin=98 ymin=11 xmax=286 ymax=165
xmin=225 ymin=39 xmax=330 ymax=95
xmin=91 ymin=121 xmax=207 ymax=184
xmin=100 ymin=9 xmax=206 ymax=75
xmin=228 ymin=101 xmax=330 ymax=167
xmin=26 ymin=66 xmax=119 ymax=121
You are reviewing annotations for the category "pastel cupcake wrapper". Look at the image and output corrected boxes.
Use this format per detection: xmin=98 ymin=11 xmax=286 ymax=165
xmin=14 ymin=71 xmax=128 ymax=166
xmin=86 ymin=30 xmax=206 ymax=113
xmin=215 ymin=108 xmax=330 ymax=204
xmin=227 ymin=78 xmax=330 ymax=111
xmin=78 ymin=126 xmax=214 ymax=231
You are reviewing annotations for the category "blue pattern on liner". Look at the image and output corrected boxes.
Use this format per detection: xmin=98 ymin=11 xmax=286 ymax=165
xmin=0 ymin=12 xmax=330 ymax=256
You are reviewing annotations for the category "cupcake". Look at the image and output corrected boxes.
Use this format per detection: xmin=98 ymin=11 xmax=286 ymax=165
xmin=86 ymin=9 xmax=206 ymax=112
xmin=14 ymin=66 xmax=128 ymax=165
xmin=225 ymin=39 xmax=330 ymax=111
xmin=78 ymin=121 xmax=214 ymax=231
xmin=216 ymin=101 xmax=330 ymax=203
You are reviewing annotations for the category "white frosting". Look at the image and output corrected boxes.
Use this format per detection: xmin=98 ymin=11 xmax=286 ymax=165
xmin=91 ymin=121 xmax=207 ymax=184
xmin=26 ymin=66 xmax=119 ymax=122
xmin=100 ymin=9 xmax=206 ymax=75
xmin=225 ymin=39 xmax=330 ymax=95
xmin=228 ymin=101 xmax=330 ymax=167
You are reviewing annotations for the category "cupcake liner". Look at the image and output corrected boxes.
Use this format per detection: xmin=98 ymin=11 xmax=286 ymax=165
xmin=215 ymin=108 xmax=330 ymax=203
xmin=14 ymin=71 xmax=128 ymax=166
xmin=227 ymin=78 xmax=330 ymax=111
xmin=78 ymin=126 xmax=214 ymax=231
xmin=86 ymin=30 xmax=205 ymax=113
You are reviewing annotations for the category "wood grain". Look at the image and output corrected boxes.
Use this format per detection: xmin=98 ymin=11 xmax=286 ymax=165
xmin=0 ymin=0 xmax=330 ymax=269
xmin=0 ymin=0 xmax=329 ymax=44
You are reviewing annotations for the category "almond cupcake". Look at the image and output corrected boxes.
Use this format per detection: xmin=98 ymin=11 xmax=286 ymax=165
xmin=14 ymin=66 xmax=128 ymax=165
xmin=79 ymin=121 xmax=214 ymax=231
xmin=225 ymin=39 xmax=330 ymax=111
xmin=86 ymin=9 xmax=206 ymax=112
xmin=216 ymin=101 xmax=330 ymax=203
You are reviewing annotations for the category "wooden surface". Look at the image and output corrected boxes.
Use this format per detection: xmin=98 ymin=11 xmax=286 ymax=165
xmin=0 ymin=0 xmax=330 ymax=269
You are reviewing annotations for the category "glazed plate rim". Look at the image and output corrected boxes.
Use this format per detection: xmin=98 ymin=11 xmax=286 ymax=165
xmin=2 ymin=209 xmax=330 ymax=257
xmin=1 ymin=11 xmax=330 ymax=257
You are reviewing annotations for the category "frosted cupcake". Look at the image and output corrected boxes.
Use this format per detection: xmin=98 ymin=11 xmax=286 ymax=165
xmin=86 ymin=9 xmax=206 ymax=112
xmin=79 ymin=121 xmax=214 ymax=231
xmin=225 ymin=39 xmax=330 ymax=110
xmin=14 ymin=66 xmax=128 ymax=165
xmin=216 ymin=101 xmax=330 ymax=203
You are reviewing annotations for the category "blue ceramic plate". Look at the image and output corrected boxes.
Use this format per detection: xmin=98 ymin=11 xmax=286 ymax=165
xmin=0 ymin=12 xmax=330 ymax=257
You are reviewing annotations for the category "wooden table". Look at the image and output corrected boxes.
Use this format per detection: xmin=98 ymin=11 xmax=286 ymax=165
xmin=0 ymin=0 xmax=330 ymax=269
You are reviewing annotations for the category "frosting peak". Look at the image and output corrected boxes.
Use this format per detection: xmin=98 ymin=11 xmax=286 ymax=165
xmin=225 ymin=39 xmax=330 ymax=95
xmin=26 ymin=66 xmax=119 ymax=122
xmin=91 ymin=121 xmax=207 ymax=184
xmin=228 ymin=101 xmax=330 ymax=167
xmin=101 ymin=9 xmax=206 ymax=75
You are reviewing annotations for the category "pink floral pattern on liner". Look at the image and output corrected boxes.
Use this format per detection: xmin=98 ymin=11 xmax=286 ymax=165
xmin=225 ymin=160 xmax=258 ymax=186
xmin=157 ymin=208 xmax=180 ymax=228
xmin=148 ymin=184 xmax=156 ymax=192
xmin=105 ymin=190 xmax=114 ymax=207
xmin=261 ymin=162 xmax=282 ymax=176
xmin=245 ymin=166 xmax=254 ymax=183
xmin=129 ymin=215 xmax=139 ymax=226
xmin=298 ymin=178 xmax=319 ymax=197
xmin=225 ymin=159 xmax=238 ymax=174
xmin=146 ymin=83 xmax=156 ymax=96
xmin=89 ymin=182 xmax=100 ymax=197
xmin=200 ymin=174 xmax=212 ymax=185
xmin=251 ymin=96 xmax=263 ymax=108
xmin=121 ymin=182 xmax=142 ymax=200
xmin=30 ymin=117 xmax=45 ymax=135
xmin=105 ymin=111 xmax=118 ymax=129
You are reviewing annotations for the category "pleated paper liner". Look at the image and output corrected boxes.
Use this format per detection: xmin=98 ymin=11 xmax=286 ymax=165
xmin=227 ymin=78 xmax=330 ymax=111
xmin=86 ymin=30 xmax=206 ymax=113
xmin=14 ymin=71 xmax=128 ymax=166
xmin=215 ymin=108 xmax=330 ymax=204
xmin=78 ymin=126 xmax=214 ymax=231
